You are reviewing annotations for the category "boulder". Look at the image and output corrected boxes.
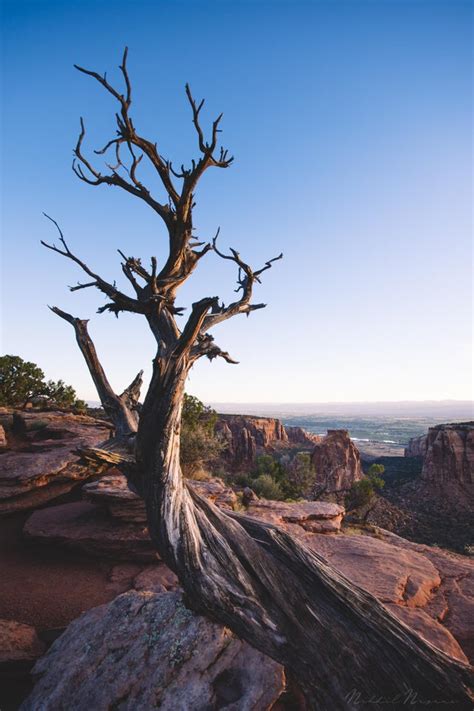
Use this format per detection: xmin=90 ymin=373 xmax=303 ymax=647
xmin=0 ymin=412 xmax=112 ymax=514
xmin=246 ymin=499 xmax=344 ymax=534
xmin=21 ymin=591 xmax=285 ymax=711
xmin=310 ymin=429 xmax=363 ymax=492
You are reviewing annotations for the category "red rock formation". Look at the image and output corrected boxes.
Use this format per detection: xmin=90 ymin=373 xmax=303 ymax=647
xmin=22 ymin=475 xmax=474 ymax=664
xmin=405 ymin=434 xmax=429 ymax=458
xmin=215 ymin=414 xmax=317 ymax=467
xmin=0 ymin=412 xmax=112 ymax=514
xmin=215 ymin=415 xmax=285 ymax=465
xmin=285 ymin=426 xmax=321 ymax=447
xmin=310 ymin=429 xmax=363 ymax=492
xmin=421 ymin=422 xmax=473 ymax=485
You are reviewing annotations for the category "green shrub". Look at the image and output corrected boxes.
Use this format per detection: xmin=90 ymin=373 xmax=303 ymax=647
xmin=0 ymin=355 xmax=85 ymax=411
xmin=0 ymin=355 xmax=47 ymax=407
xmin=346 ymin=464 xmax=385 ymax=510
xmin=180 ymin=394 xmax=225 ymax=477
xmin=251 ymin=474 xmax=284 ymax=500
xmin=288 ymin=452 xmax=316 ymax=498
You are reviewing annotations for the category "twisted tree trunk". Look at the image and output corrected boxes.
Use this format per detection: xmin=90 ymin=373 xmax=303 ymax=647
xmin=133 ymin=363 xmax=473 ymax=710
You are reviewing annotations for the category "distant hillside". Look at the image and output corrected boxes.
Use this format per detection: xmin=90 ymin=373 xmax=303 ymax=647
xmin=210 ymin=401 xmax=474 ymax=420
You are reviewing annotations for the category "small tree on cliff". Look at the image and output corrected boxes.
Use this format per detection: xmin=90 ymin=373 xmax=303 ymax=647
xmin=42 ymin=51 xmax=473 ymax=708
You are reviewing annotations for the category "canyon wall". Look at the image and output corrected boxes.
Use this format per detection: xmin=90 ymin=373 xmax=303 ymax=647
xmin=421 ymin=422 xmax=474 ymax=485
xmin=215 ymin=414 xmax=318 ymax=467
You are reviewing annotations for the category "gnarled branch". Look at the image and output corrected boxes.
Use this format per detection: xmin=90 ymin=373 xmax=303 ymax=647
xmin=49 ymin=306 xmax=138 ymax=436
xmin=201 ymin=234 xmax=283 ymax=331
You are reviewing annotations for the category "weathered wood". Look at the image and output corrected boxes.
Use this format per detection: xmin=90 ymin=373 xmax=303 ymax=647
xmin=135 ymin=371 xmax=473 ymax=710
xmin=45 ymin=50 xmax=474 ymax=708
xmin=49 ymin=306 xmax=139 ymax=437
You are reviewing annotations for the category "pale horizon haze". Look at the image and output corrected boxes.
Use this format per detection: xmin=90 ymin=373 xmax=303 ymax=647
xmin=1 ymin=0 xmax=472 ymax=404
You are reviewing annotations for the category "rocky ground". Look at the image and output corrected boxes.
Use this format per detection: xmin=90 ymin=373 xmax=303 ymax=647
xmin=0 ymin=410 xmax=472 ymax=709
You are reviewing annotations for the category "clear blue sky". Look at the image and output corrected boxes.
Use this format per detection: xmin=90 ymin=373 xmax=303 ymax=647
xmin=1 ymin=0 xmax=472 ymax=403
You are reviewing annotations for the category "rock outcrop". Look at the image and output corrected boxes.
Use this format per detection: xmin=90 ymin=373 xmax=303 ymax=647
xmin=22 ymin=489 xmax=474 ymax=664
xmin=286 ymin=426 xmax=321 ymax=447
xmin=246 ymin=499 xmax=344 ymax=534
xmin=421 ymin=422 xmax=474 ymax=485
xmin=216 ymin=415 xmax=287 ymax=466
xmin=22 ymin=591 xmax=285 ymax=711
xmin=0 ymin=411 xmax=112 ymax=514
xmin=405 ymin=434 xmax=428 ymax=458
xmin=24 ymin=475 xmax=343 ymax=559
xmin=24 ymin=501 xmax=159 ymax=561
xmin=310 ymin=429 xmax=363 ymax=492
xmin=215 ymin=414 xmax=318 ymax=467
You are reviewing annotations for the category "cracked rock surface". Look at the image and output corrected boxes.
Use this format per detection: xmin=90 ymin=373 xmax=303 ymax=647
xmin=21 ymin=591 xmax=285 ymax=711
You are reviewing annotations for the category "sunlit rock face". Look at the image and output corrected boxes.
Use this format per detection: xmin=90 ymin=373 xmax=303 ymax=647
xmin=421 ymin=423 xmax=474 ymax=485
xmin=215 ymin=414 xmax=320 ymax=467
xmin=215 ymin=415 xmax=287 ymax=466
xmin=310 ymin=429 xmax=364 ymax=492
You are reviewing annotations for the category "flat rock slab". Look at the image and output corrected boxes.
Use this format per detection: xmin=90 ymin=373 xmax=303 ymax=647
xmin=24 ymin=502 xmax=158 ymax=562
xmin=21 ymin=591 xmax=285 ymax=711
xmin=247 ymin=499 xmax=344 ymax=533
xmin=0 ymin=413 xmax=111 ymax=514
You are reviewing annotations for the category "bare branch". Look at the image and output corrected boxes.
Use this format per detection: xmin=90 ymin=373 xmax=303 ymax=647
xmin=191 ymin=333 xmax=239 ymax=364
xmin=41 ymin=214 xmax=149 ymax=316
xmin=72 ymin=119 xmax=173 ymax=225
xmin=49 ymin=306 xmax=137 ymax=436
xmin=74 ymin=51 xmax=180 ymax=210
xmin=119 ymin=369 xmax=143 ymax=419
xmin=201 ymin=235 xmax=283 ymax=331
xmin=173 ymin=297 xmax=219 ymax=358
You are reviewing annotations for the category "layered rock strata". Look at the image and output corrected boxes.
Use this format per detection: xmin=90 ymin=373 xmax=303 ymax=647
xmin=310 ymin=429 xmax=364 ymax=492
xmin=421 ymin=422 xmax=474 ymax=485
xmin=0 ymin=412 xmax=112 ymax=514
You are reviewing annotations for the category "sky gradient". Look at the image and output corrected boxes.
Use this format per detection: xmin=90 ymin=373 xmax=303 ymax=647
xmin=1 ymin=0 xmax=472 ymax=404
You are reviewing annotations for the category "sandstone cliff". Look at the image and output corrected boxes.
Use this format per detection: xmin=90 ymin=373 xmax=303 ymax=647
xmin=405 ymin=434 xmax=428 ymax=458
xmin=421 ymin=422 xmax=474 ymax=485
xmin=215 ymin=414 xmax=317 ymax=466
xmin=310 ymin=429 xmax=364 ymax=492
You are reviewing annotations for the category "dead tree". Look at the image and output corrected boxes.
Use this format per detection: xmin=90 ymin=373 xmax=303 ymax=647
xmin=43 ymin=50 xmax=473 ymax=709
